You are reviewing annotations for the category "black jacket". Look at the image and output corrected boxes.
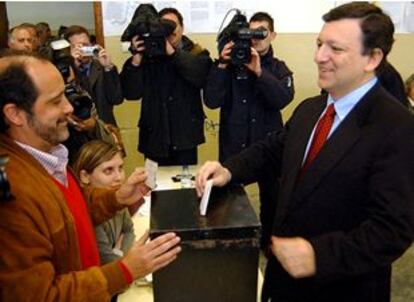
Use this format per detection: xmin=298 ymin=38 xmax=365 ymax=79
xmin=79 ymin=60 xmax=123 ymax=126
xmin=204 ymin=47 xmax=294 ymax=161
xmin=224 ymin=84 xmax=414 ymax=302
xmin=377 ymin=62 xmax=408 ymax=107
xmin=120 ymin=36 xmax=212 ymax=159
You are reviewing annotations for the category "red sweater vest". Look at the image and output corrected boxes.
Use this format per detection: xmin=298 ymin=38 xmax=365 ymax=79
xmin=53 ymin=172 xmax=100 ymax=269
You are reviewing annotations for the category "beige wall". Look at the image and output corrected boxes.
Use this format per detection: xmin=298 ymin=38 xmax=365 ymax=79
xmin=106 ymin=33 xmax=414 ymax=174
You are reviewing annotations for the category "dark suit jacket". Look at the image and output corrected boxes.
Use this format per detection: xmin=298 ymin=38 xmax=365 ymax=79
xmin=81 ymin=60 xmax=123 ymax=126
xmin=377 ymin=62 xmax=408 ymax=107
xmin=224 ymin=83 xmax=414 ymax=302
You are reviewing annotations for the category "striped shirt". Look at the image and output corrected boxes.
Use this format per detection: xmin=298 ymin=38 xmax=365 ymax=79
xmin=15 ymin=141 xmax=69 ymax=186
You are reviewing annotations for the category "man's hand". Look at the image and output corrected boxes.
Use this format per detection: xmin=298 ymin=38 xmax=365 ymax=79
xmin=96 ymin=46 xmax=113 ymax=70
xmin=122 ymin=230 xmax=181 ymax=279
xmin=270 ymin=236 xmax=316 ymax=278
xmin=245 ymin=47 xmax=262 ymax=77
xmin=165 ymin=39 xmax=175 ymax=56
xmin=70 ymin=43 xmax=83 ymax=67
xmin=115 ymin=168 xmax=150 ymax=206
xmin=218 ymin=41 xmax=233 ymax=69
xmin=131 ymin=36 xmax=145 ymax=66
xmin=195 ymin=161 xmax=231 ymax=197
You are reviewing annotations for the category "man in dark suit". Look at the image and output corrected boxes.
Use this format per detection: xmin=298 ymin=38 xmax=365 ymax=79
xmin=196 ymin=2 xmax=414 ymax=302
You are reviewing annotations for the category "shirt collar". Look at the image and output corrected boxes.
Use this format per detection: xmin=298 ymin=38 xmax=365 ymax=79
xmin=15 ymin=141 xmax=69 ymax=185
xmin=328 ymin=76 xmax=378 ymax=122
xmin=80 ymin=62 xmax=92 ymax=75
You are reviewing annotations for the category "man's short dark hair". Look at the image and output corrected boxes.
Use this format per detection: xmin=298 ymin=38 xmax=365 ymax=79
xmin=58 ymin=25 xmax=68 ymax=39
xmin=64 ymin=25 xmax=90 ymax=41
xmin=36 ymin=22 xmax=51 ymax=36
xmin=323 ymin=2 xmax=394 ymax=70
xmin=0 ymin=51 xmax=42 ymax=132
xmin=250 ymin=12 xmax=274 ymax=32
xmin=159 ymin=7 xmax=183 ymax=26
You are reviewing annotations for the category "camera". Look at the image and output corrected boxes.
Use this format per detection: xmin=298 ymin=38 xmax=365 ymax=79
xmin=49 ymin=40 xmax=93 ymax=120
xmin=64 ymin=82 xmax=93 ymax=120
xmin=49 ymin=39 xmax=72 ymax=80
xmin=218 ymin=10 xmax=268 ymax=65
xmin=232 ymin=27 xmax=268 ymax=64
xmin=121 ymin=4 xmax=176 ymax=59
xmin=80 ymin=45 xmax=99 ymax=57
xmin=0 ymin=155 xmax=12 ymax=202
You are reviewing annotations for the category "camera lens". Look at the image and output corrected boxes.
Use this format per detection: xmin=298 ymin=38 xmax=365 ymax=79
xmin=235 ymin=49 xmax=246 ymax=60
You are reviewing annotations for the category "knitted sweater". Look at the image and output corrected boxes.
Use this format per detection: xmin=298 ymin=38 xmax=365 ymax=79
xmin=0 ymin=134 xmax=129 ymax=301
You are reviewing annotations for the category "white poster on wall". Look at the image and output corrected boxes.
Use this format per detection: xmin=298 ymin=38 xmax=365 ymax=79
xmin=102 ymin=0 xmax=330 ymax=36
xmin=102 ymin=1 xmax=414 ymax=37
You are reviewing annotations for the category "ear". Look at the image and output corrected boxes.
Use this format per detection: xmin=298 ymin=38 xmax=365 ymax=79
xmin=79 ymin=170 xmax=91 ymax=186
xmin=269 ymin=31 xmax=277 ymax=42
xmin=364 ymin=48 xmax=384 ymax=73
xmin=2 ymin=103 xmax=27 ymax=127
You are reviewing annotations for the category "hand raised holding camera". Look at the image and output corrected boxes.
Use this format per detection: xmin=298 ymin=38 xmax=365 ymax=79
xmin=218 ymin=41 xmax=233 ymax=69
xmin=70 ymin=43 xmax=100 ymax=67
xmin=245 ymin=47 xmax=262 ymax=77
xmin=95 ymin=46 xmax=114 ymax=70
xmin=165 ymin=38 xmax=175 ymax=56
xmin=131 ymin=36 xmax=145 ymax=66
xmin=70 ymin=43 xmax=84 ymax=67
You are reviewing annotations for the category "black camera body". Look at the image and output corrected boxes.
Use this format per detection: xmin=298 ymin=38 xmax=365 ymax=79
xmin=141 ymin=31 xmax=168 ymax=58
xmin=218 ymin=11 xmax=268 ymax=65
xmin=121 ymin=4 xmax=176 ymax=59
xmin=64 ymin=82 xmax=93 ymax=120
xmin=232 ymin=28 xmax=268 ymax=64
xmin=49 ymin=40 xmax=93 ymax=120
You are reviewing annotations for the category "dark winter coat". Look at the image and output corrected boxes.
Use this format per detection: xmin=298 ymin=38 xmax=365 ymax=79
xmin=120 ymin=36 xmax=212 ymax=159
xmin=204 ymin=47 xmax=294 ymax=161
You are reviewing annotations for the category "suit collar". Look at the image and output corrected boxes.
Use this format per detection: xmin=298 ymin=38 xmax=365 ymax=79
xmin=278 ymin=83 xmax=382 ymax=222
xmin=273 ymin=95 xmax=327 ymax=226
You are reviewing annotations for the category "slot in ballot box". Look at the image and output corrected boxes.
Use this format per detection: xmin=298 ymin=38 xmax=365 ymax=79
xmin=150 ymin=185 xmax=261 ymax=302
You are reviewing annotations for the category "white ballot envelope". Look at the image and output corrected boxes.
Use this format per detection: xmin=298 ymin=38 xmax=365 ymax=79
xmin=199 ymin=179 xmax=213 ymax=216
xmin=145 ymin=159 xmax=158 ymax=190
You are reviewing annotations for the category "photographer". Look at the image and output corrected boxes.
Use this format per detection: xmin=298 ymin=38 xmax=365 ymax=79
xmin=65 ymin=25 xmax=123 ymax=126
xmin=205 ymin=12 xmax=294 ymax=248
xmin=0 ymin=51 xmax=181 ymax=301
xmin=46 ymin=39 xmax=123 ymax=164
xmin=120 ymin=7 xmax=212 ymax=166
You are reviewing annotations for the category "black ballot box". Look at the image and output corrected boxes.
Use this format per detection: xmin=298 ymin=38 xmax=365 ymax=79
xmin=150 ymin=185 xmax=261 ymax=302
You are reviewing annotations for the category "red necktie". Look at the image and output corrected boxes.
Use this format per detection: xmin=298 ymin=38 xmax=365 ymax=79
xmin=300 ymin=103 xmax=336 ymax=178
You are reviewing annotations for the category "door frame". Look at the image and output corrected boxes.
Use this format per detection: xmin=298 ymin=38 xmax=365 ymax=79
xmin=0 ymin=2 xmax=105 ymax=49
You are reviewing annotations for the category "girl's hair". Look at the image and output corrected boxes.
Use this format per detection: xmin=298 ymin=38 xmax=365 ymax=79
xmin=72 ymin=140 xmax=124 ymax=177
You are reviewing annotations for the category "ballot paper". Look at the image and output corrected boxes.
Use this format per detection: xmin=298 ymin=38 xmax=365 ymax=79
xmin=199 ymin=179 xmax=213 ymax=216
xmin=145 ymin=159 xmax=158 ymax=190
